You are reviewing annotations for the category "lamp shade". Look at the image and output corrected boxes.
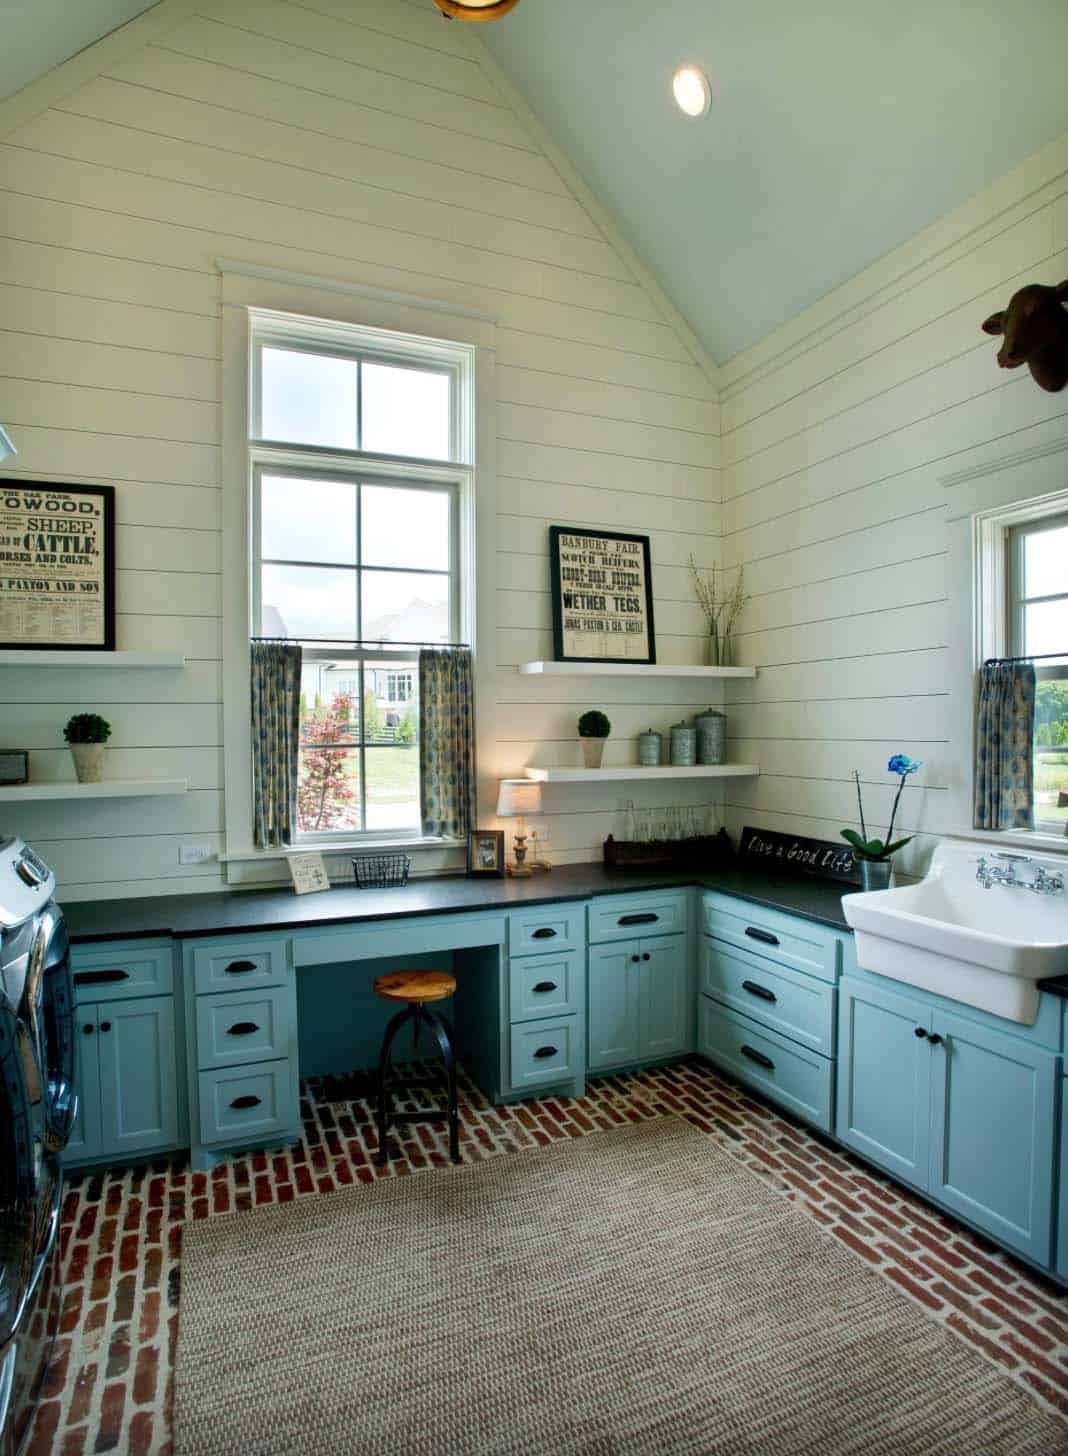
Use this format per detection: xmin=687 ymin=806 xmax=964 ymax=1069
xmin=0 ymin=426 xmax=16 ymax=463
xmin=433 ymin=0 xmax=521 ymax=19
xmin=496 ymin=778 xmax=542 ymax=817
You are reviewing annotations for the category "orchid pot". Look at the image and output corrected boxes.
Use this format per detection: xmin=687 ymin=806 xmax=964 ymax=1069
xmin=841 ymin=754 xmax=923 ymax=886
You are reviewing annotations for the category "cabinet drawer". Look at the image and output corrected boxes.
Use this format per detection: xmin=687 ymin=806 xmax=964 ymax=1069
xmin=198 ymin=1061 xmax=297 ymax=1147
xmin=700 ymin=939 xmax=835 ymax=1056
xmin=191 ymin=938 xmax=289 ymax=996
xmin=702 ymin=893 xmax=839 ymax=983
xmin=71 ymin=941 xmax=173 ymax=1003
xmin=699 ymin=998 xmax=834 ymax=1133
xmin=195 ymin=987 xmax=294 ymax=1072
xmin=508 ymin=905 xmax=583 ymax=956
xmin=509 ymin=1017 xmax=578 ymax=1090
xmin=508 ymin=951 xmax=582 ymax=1023
xmin=588 ymin=890 xmax=687 ymax=945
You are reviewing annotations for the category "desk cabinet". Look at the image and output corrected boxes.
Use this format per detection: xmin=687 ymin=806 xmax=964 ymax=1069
xmin=588 ymin=935 xmax=689 ymax=1071
xmin=66 ymin=996 xmax=181 ymax=1163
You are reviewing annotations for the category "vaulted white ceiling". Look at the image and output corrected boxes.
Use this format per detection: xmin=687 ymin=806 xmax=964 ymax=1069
xmin=0 ymin=1 xmax=158 ymax=103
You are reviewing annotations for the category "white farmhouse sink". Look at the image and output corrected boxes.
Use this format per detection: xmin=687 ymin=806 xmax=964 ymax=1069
xmin=842 ymin=840 xmax=1067 ymax=1024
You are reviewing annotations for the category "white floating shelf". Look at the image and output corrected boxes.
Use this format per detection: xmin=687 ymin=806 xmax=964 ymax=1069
xmin=0 ymin=650 xmax=186 ymax=669
xmin=518 ymin=661 xmax=756 ymax=679
xmin=0 ymin=779 xmax=189 ymax=802
xmin=524 ymin=765 xmax=759 ymax=783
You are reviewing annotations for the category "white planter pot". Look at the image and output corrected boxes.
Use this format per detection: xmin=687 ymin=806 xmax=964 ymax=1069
xmin=581 ymin=738 xmax=606 ymax=769
xmin=70 ymin=743 xmax=105 ymax=783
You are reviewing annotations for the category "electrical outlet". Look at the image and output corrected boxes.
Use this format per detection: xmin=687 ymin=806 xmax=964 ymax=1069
xmin=178 ymin=843 xmax=215 ymax=866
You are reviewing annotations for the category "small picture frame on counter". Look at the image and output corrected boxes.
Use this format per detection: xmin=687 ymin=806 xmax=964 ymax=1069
xmin=0 ymin=751 xmax=28 ymax=786
xmin=467 ymin=829 xmax=505 ymax=878
xmin=286 ymin=852 xmax=330 ymax=895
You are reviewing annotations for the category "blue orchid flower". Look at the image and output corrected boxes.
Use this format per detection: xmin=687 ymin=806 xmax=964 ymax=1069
xmin=887 ymin=753 xmax=922 ymax=776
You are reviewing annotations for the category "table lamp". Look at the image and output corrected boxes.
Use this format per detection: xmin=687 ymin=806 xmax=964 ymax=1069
xmin=0 ymin=426 xmax=16 ymax=463
xmin=496 ymin=778 xmax=542 ymax=877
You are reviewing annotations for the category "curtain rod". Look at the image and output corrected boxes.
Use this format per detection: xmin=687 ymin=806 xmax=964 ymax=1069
xmin=251 ymin=635 xmax=470 ymax=649
xmin=984 ymin=651 xmax=1068 ymax=666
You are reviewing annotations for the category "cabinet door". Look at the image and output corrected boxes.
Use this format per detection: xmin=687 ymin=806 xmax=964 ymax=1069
xmin=1058 ymin=1078 xmax=1068 ymax=1281
xmin=587 ymin=943 xmax=641 ymax=1071
xmin=837 ymin=978 xmax=932 ymax=1186
xmin=929 ymin=1011 xmax=1056 ymax=1266
xmin=63 ymin=1009 xmax=103 ymax=1165
xmin=97 ymin=997 xmax=180 ymax=1158
xmin=639 ymin=936 xmax=689 ymax=1061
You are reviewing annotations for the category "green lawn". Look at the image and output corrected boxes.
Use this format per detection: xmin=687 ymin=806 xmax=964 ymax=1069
xmin=1036 ymin=751 xmax=1068 ymax=828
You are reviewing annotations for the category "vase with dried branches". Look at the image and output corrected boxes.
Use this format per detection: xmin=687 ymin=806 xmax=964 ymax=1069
xmin=689 ymin=557 xmax=750 ymax=667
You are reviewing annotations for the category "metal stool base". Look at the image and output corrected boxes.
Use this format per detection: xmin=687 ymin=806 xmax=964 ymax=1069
xmin=375 ymin=1001 xmax=460 ymax=1166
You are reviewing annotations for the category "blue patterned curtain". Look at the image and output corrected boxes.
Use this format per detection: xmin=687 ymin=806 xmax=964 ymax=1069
xmin=419 ymin=647 xmax=475 ymax=839
xmin=973 ymin=662 xmax=1036 ymax=831
xmin=251 ymin=641 xmax=302 ymax=848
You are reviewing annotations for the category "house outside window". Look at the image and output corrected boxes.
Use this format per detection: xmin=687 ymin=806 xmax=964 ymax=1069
xmin=1007 ymin=512 xmax=1068 ymax=831
xmin=248 ymin=309 xmax=474 ymax=842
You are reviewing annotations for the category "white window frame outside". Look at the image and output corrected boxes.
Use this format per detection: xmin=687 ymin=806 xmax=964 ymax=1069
xmin=218 ymin=262 xmax=498 ymax=882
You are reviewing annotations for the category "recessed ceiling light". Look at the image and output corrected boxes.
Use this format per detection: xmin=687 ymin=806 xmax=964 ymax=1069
xmin=672 ymin=64 xmax=711 ymax=118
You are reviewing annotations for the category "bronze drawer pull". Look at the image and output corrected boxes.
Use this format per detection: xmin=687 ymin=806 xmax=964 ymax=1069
xmin=742 ymin=980 xmax=777 ymax=1003
xmin=224 ymin=960 xmax=257 ymax=975
xmin=532 ymin=981 xmax=557 ymax=994
xmin=230 ymin=1094 xmax=262 ymax=1110
xmin=227 ymin=1022 xmax=260 ymax=1036
xmin=74 ymin=968 xmax=129 ymax=985
xmin=531 ymin=927 xmax=557 ymax=940
xmin=745 ymin=927 xmax=779 ymax=947
xmin=740 ymin=1044 xmax=775 ymax=1071
xmin=533 ymin=1046 xmax=558 ymax=1059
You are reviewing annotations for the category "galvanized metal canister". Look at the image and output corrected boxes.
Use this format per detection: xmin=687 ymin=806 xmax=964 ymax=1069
xmin=694 ymin=707 xmax=726 ymax=765
xmin=669 ymin=721 xmax=697 ymax=766
xmin=638 ymin=728 xmax=662 ymax=766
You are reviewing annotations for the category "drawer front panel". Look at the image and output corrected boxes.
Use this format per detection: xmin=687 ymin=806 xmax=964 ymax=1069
xmin=588 ymin=891 xmax=688 ymax=945
xmin=191 ymin=938 xmax=289 ymax=996
xmin=509 ymin=1017 xmax=578 ymax=1090
xmin=196 ymin=987 xmax=293 ymax=1072
xmin=699 ymin=998 xmax=834 ymax=1133
xmin=509 ymin=951 xmax=582 ymax=1022
xmin=71 ymin=941 xmax=173 ymax=1003
xmin=702 ymin=893 xmax=839 ymax=983
xmin=508 ymin=906 xmax=584 ymax=957
xmin=700 ymin=939 xmax=835 ymax=1056
xmin=199 ymin=1061 xmax=297 ymax=1146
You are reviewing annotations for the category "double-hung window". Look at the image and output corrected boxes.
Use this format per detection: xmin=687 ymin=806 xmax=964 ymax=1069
xmin=1007 ymin=513 xmax=1068 ymax=832
xmin=248 ymin=310 xmax=474 ymax=843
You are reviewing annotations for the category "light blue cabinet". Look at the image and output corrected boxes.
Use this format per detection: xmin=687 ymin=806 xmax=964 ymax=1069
xmin=838 ymin=976 xmax=1059 ymax=1265
xmin=66 ymin=996 xmax=182 ymax=1163
xmin=640 ymin=936 xmax=689 ymax=1061
xmin=837 ymin=978 xmax=933 ymax=1186
xmin=1059 ymin=1078 xmax=1068 ymax=1281
xmin=588 ymin=934 xmax=689 ymax=1071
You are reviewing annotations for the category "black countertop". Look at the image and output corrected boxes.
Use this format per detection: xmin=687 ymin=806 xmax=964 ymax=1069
xmin=62 ymin=861 xmax=857 ymax=942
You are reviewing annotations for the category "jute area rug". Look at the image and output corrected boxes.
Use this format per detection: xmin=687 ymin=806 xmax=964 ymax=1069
xmin=174 ymin=1118 xmax=1066 ymax=1455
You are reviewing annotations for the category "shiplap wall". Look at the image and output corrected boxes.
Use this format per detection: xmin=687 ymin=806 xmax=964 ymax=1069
xmin=717 ymin=135 xmax=1068 ymax=874
xmin=0 ymin=0 xmax=719 ymax=899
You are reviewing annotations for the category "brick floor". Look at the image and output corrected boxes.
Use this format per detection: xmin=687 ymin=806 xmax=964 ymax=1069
xmin=27 ymin=1057 xmax=1068 ymax=1454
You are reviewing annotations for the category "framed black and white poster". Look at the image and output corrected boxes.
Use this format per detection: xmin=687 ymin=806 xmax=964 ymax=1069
xmin=548 ymin=526 xmax=656 ymax=664
xmin=0 ymin=481 xmax=115 ymax=650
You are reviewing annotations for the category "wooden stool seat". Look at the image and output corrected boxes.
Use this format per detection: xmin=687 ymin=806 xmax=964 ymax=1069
xmin=374 ymin=969 xmax=456 ymax=1004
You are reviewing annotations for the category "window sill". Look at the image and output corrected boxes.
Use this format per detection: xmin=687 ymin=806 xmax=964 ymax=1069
xmin=945 ymin=828 xmax=1068 ymax=856
xmin=219 ymin=836 xmax=465 ymax=864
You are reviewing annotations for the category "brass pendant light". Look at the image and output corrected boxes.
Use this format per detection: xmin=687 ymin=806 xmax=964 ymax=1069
xmin=433 ymin=0 xmax=521 ymax=20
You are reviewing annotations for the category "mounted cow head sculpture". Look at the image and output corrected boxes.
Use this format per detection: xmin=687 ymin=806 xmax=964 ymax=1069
xmin=982 ymin=280 xmax=1068 ymax=393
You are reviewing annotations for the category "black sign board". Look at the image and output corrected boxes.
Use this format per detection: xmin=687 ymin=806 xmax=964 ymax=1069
xmin=738 ymin=826 xmax=861 ymax=885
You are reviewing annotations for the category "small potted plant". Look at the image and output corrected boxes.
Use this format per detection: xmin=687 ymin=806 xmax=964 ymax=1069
xmin=578 ymin=709 xmax=611 ymax=770
xmin=841 ymin=754 xmax=922 ymax=890
xmin=64 ymin=712 xmax=112 ymax=784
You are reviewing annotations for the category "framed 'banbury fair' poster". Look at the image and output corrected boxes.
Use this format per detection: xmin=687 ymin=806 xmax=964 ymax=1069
xmin=549 ymin=526 xmax=656 ymax=664
xmin=0 ymin=481 xmax=116 ymax=650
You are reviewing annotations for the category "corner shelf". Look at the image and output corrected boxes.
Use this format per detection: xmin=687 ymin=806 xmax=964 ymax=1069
xmin=518 ymin=661 xmax=755 ymax=679
xmin=0 ymin=779 xmax=189 ymax=802
xmin=0 ymin=651 xmax=186 ymax=668
xmin=523 ymin=765 xmax=759 ymax=783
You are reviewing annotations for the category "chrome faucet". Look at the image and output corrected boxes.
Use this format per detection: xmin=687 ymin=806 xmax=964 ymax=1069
xmin=976 ymin=853 xmax=1064 ymax=895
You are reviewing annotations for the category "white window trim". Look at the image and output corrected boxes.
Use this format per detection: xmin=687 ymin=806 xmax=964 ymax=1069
xmin=218 ymin=262 xmax=498 ymax=882
xmin=943 ymin=429 xmax=1068 ymax=857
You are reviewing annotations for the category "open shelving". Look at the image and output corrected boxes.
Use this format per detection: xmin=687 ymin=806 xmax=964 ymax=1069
xmin=518 ymin=661 xmax=756 ymax=679
xmin=0 ymin=779 xmax=189 ymax=803
xmin=0 ymin=650 xmax=186 ymax=668
xmin=523 ymin=765 xmax=759 ymax=784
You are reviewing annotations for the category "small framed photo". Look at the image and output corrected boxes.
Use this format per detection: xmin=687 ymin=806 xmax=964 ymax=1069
xmin=286 ymin=851 xmax=330 ymax=895
xmin=467 ymin=829 xmax=505 ymax=878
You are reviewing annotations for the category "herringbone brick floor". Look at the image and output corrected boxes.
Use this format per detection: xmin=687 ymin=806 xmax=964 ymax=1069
xmin=27 ymin=1057 xmax=1068 ymax=1454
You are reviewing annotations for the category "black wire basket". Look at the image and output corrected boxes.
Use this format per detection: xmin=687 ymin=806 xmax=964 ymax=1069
xmin=352 ymin=853 xmax=412 ymax=890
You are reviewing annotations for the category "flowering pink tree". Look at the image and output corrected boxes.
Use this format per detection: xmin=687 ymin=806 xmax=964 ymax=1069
xmin=297 ymin=692 xmax=359 ymax=832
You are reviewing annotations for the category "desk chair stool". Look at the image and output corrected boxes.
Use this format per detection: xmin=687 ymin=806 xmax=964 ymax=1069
xmin=373 ymin=969 xmax=460 ymax=1166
